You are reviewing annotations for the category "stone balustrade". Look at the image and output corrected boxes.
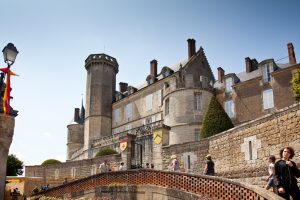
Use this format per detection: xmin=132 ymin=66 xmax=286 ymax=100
xmin=31 ymin=169 xmax=283 ymax=200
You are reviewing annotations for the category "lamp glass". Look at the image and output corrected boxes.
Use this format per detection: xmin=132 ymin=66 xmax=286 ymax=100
xmin=2 ymin=43 xmax=18 ymax=65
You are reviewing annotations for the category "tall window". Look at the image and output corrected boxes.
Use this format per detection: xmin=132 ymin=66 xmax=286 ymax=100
xmin=157 ymin=90 xmax=162 ymax=106
xmin=114 ymin=108 xmax=120 ymax=123
xmin=126 ymin=103 xmax=132 ymax=121
xmin=165 ymin=98 xmax=169 ymax=115
xmin=194 ymin=128 xmax=200 ymax=141
xmin=71 ymin=167 xmax=76 ymax=179
xmin=262 ymin=89 xmax=274 ymax=109
xmin=126 ymin=124 xmax=132 ymax=131
xmin=194 ymin=93 xmax=201 ymax=111
xmin=225 ymin=77 xmax=233 ymax=93
xmin=146 ymin=94 xmax=152 ymax=111
xmin=91 ymin=165 xmax=97 ymax=175
xmin=200 ymin=76 xmax=208 ymax=88
xmin=224 ymin=100 xmax=235 ymax=118
xmin=55 ymin=169 xmax=59 ymax=180
xmin=262 ymin=63 xmax=272 ymax=83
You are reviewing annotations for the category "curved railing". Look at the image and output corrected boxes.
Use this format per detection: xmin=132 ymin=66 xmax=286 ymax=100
xmin=31 ymin=169 xmax=283 ymax=200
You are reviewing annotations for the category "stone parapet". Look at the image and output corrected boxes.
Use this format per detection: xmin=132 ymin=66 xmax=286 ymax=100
xmin=32 ymin=169 xmax=283 ymax=200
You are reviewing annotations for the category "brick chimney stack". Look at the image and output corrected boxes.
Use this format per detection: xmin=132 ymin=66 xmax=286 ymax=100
xmin=119 ymin=82 xmax=128 ymax=93
xmin=187 ymin=39 xmax=196 ymax=59
xmin=150 ymin=59 xmax=158 ymax=77
xmin=245 ymin=57 xmax=253 ymax=73
xmin=287 ymin=43 xmax=297 ymax=65
xmin=217 ymin=67 xmax=225 ymax=82
xmin=74 ymin=108 xmax=80 ymax=123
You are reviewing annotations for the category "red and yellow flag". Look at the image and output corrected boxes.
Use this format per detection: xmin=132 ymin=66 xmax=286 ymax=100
xmin=0 ymin=67 xmax=18 ymax=114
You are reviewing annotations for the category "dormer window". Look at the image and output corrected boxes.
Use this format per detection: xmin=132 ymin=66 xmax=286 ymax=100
xmin=225 ymin=77 xmax=233 ymax=93
xmin=262 ymin=63 xmax=273 ymax=83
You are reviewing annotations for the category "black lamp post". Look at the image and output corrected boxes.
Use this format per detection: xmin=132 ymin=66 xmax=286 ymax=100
xmin=2 ymin=43 xmax=19 ymax=67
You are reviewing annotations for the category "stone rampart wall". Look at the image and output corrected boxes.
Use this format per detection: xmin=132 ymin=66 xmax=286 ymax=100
xmin=25 ymin=154 xmax=121 ymax=187
xmin=162 ymin=103 xmax=300 ymax=185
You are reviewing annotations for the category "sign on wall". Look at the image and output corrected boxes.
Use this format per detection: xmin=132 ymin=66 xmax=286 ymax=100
xmin=120 ymin=140 xmax=127 ymax=151
xmin=153 ymin=130 xmax=163 ymax=145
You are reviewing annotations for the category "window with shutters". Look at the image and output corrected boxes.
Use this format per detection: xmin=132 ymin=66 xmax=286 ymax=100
xmin=262 ymin=89 xmax=274 ymax=110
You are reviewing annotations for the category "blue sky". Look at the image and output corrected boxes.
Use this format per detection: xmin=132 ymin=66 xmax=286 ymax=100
xmin=1 ymin=0 xmax=300 ymax=167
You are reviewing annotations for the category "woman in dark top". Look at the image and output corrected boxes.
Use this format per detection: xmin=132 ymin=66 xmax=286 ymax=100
xmin=275 ymin=146 xmax=300 ymax=200
xmin=204 ymin=154 xmax=215 ymax=175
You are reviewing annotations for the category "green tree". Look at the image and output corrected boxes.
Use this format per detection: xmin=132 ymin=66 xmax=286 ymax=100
xmin=95 ymin=148 xmax=118 ymax=157
xmin=41 ymin=159 xmax=62 ymax=166
xmin=200 ymin=96 xmax=234 ymax=138
xmin=6 ymin=154 xmax=24 ymax=176
xmin=291 ymin=68 xmax=300 ymax=101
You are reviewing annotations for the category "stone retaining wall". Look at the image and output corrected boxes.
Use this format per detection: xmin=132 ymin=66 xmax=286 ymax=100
xmin=162 ymin=103 xmax=300 ymax=185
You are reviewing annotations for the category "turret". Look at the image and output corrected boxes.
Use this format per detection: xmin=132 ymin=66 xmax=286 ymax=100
xmin=66 ymin=107 xmax=84 ymax=160
xmin=83 ymin=54 xmax=119 ymax=157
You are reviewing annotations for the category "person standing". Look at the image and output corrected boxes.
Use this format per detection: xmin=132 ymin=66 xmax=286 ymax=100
xmin=170 ymin=155 xmax=180 ymax=172
xmin=63 ymin=177 xmax=68 ymax=185
xmin=118 ymin=162 xmax=124 ymax=171
xmin=99 ymin=160 xmax=109 ymax=173
xmin=275 ymin=146 xmax=300 ymax=199
xmin=265 ymin=155 xmax=277 ymax=193
xmin=203 ymin=154 xmax=215 ymax=175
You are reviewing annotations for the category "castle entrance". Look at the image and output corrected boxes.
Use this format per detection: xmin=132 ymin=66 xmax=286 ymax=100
xmin=130 ymin=135 xmax=153 ymax=169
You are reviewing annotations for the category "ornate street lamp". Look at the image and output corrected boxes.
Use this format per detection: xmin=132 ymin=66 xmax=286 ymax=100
xmin=0 ymin=43 xmax=19 ymax=115
xmin=2 ymin=43 xmax=19 ymax=67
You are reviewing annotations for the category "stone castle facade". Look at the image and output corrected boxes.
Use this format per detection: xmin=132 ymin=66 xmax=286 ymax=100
xmin=25 ymin=39 xmax=300 ymax=193
xmin=66 ymin=39 xmax=299 ymax=170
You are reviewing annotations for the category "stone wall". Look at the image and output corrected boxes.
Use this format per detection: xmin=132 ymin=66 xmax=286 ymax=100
xmin=25 ymin=154 xmax=121 ymax=187
xmin=162 ymin=102 xmax=300 ymax=185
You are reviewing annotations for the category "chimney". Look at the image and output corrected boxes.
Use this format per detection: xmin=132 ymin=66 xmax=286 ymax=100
xmin=287 ymin=43 xmax=297 ymax=65
xmin=217 ymin=67 xmax=225 ymax=82
xmin=251 ymin=59 xmax=258 ymax=71
xmin=245 ymin=57 xmax=253 ymax=73
xmin=119 ymin=82 xmax=128 ymax=93
xmin=150 ymin=59 xmax=158 ymax=77
xmin=187 ymin=38 xmax=196 ymax=59
xmin=74 ymin=108 xmax=80 ymax=123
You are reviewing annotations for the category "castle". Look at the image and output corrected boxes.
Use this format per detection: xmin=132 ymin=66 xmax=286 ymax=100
xmin=66 ymin=38 xmax=299 ymax=170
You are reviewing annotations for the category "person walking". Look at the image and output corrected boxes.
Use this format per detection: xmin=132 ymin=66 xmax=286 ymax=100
xmin=203 ymin=154 xmax=215 ymax=176
xmin=265 ymin=155 xmax=277 ymax=193
xmin=274 ymin=146 xmax=300 ymax=199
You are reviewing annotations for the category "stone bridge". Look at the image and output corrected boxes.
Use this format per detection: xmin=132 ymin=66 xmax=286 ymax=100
xmin=31 ymin=169 xmax=283 ymax=200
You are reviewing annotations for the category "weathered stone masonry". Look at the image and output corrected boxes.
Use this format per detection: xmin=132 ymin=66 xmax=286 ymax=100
xmin=162 ymin=102 xmax=300 ymax=185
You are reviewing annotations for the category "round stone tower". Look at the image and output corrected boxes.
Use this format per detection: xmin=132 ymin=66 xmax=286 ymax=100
xmin=83 ymin=54 xmax=118 ymax=154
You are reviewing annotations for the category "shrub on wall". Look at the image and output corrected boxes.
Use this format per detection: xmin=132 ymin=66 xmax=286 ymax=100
xmin=200 ymin=96 xmax=234 ymax=138
xmin=291 ymin=68 xmax=300 ymax=101
xmin=41 ymin=159 xmax=62 ymax=166
xmin=95 ymin=148 xmax=118 ymax=157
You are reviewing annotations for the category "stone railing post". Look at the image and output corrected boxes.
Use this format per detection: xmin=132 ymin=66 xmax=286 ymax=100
xmin=0 ymin=113 xmax=16 ymax=198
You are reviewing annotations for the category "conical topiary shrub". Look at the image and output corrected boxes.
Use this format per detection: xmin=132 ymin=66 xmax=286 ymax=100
xmin=200 ymin=96 xmax=234 ymax=138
